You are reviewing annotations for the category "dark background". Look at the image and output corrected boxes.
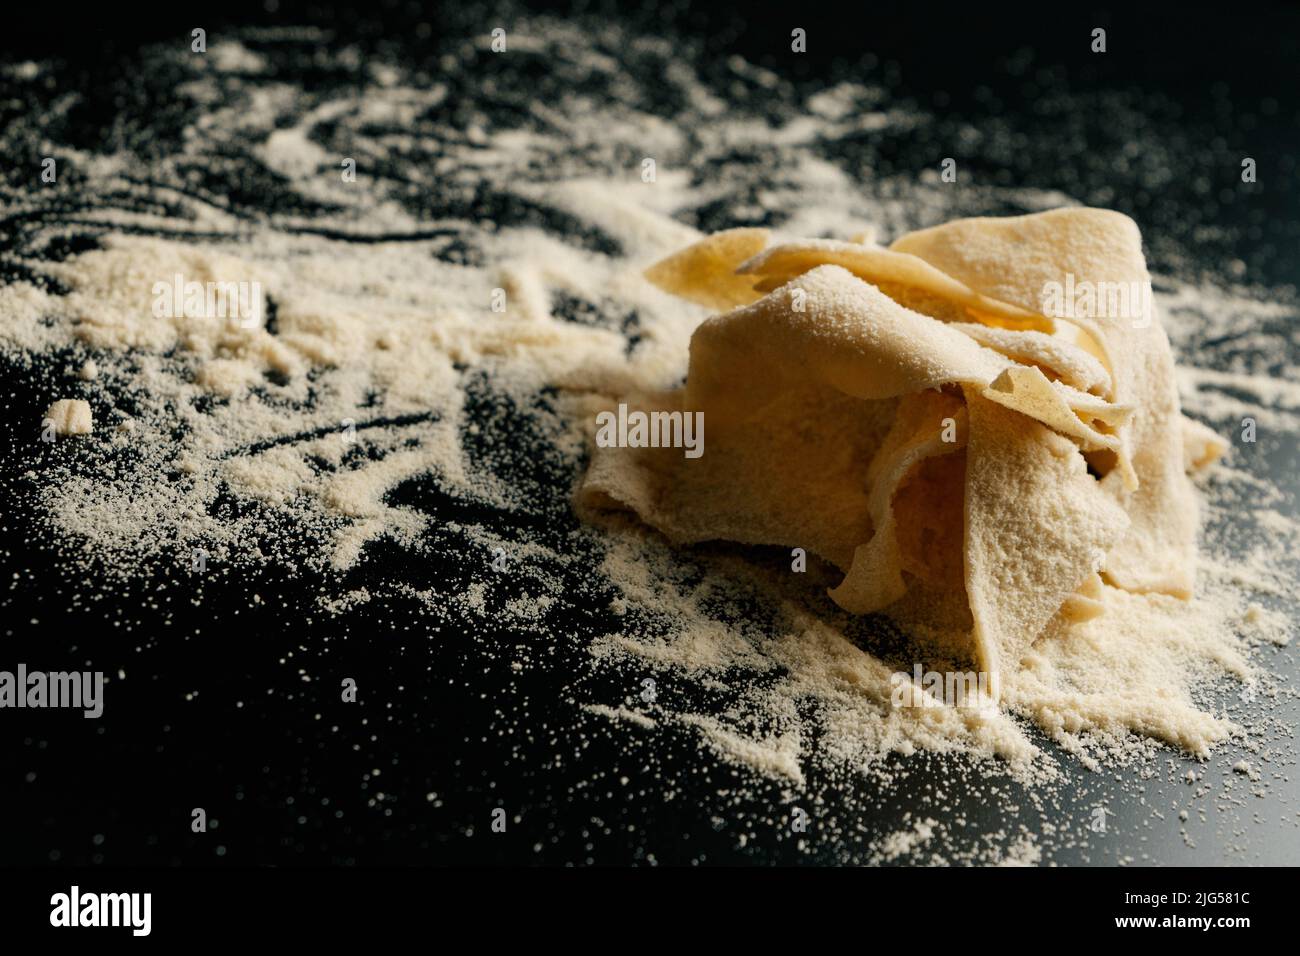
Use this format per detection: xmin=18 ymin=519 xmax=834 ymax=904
xmin=1 ymin=0 xmax=1297 ymax=868
xmin=5 ymin=0 xmax=1299 ymax=283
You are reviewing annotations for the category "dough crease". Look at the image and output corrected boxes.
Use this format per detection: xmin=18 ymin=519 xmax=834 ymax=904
xmin=578 ymin=208 xmax=1223 ymax=702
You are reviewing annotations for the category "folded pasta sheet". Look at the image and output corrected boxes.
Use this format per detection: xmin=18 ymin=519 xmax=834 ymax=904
xmin=578 ymin=208 xmax=1223 ymax=703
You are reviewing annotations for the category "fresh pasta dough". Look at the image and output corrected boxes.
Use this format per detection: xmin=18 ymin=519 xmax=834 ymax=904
xmin=578 ymin=208 xmax=1224 ymax=703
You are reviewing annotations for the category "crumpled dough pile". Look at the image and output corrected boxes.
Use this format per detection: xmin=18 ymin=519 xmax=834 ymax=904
xmin=579 ymin=208 xmax=1227 ymax=703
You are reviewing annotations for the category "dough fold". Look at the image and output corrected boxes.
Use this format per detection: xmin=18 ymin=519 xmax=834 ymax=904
xmin=578 ymin=208 xmax=1224 ymax=701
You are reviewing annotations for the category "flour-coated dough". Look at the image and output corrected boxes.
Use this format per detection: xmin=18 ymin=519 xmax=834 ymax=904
xmin=579 ymin=208 xmax=1224 ymax=701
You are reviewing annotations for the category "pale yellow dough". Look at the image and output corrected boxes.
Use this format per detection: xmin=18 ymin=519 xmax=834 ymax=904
xmin=578 ymin=208 xmax=1223 ymax=703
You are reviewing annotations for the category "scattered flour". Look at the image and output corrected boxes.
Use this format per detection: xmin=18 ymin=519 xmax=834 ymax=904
xmin=42 ymin=399 xmax=93 ymax=436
